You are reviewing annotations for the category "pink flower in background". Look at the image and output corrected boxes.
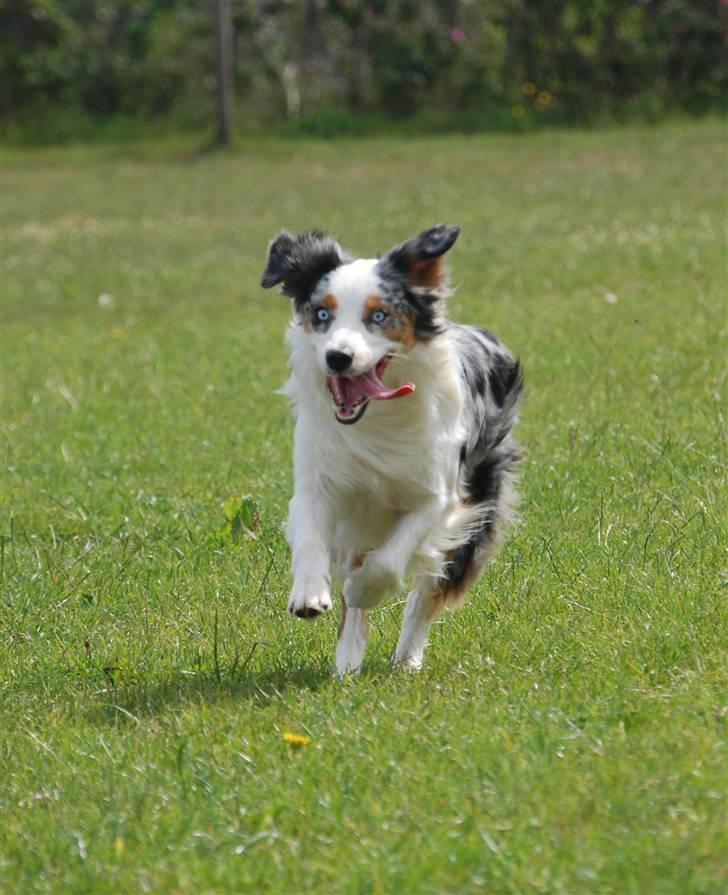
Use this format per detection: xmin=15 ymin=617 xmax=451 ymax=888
xmin=450 ymin=27 xmax=466 ymax=44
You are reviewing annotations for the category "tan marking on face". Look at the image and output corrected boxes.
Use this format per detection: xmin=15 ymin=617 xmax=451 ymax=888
xmin=364 ymin=295 xmax=387 ymax=316
xmin=364 ymin=295 xmax=416 ymax=348
xmin=302 ymin=292 xmax=338 ymax=332
xmin=409 ymin=256 xmax=444 ymax=290
xmin=351 ymin=552 xmax=365 ymax=570
xmin=385 ymin=314 xmax=416 ymax=348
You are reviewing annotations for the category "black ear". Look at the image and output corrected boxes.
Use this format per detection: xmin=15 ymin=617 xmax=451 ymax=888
xmin=378 ymin=224 xmax=460 ymax=292
xmin=261 ymin=229 xmax=346 ymax=306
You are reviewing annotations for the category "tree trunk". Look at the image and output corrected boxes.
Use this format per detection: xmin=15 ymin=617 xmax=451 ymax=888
xmin=211 ymin=0 xmax=234 ymax=145
xmin=443 ymin=0 xmax=460 ymax=29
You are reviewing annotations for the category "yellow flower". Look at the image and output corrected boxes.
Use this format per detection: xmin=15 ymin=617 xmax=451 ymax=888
xmin=521 ymin=82 xmax=536 ymax=96
xmin=535 ymin=90 xmax=554 ymax=109
xmin=511 ymin=104 xmax=525 ymax=119
xmin=283 ymin=731 xmax=310 ymax=747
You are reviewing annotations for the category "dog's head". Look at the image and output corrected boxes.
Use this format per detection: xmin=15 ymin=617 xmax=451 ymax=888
xmin=261 ymin=225 xmax=460 ymax=424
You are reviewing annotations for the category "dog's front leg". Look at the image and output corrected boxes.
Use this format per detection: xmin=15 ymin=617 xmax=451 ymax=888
xmin=344 ymin=496 xmax=448 ymax=609
xmin=286 ymin=487 xmax=334 ymax=618
xmin=336 ymin=597 xmax=369 ymax=676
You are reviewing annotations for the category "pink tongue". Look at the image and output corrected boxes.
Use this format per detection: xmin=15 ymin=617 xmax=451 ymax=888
xmin=334 ymin=368 xmax=415 ymax=407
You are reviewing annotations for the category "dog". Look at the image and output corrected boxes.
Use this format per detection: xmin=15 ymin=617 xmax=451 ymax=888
xmin=261 ymin=225 xmax=522 ymax=674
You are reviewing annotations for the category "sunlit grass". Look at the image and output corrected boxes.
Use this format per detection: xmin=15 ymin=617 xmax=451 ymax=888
xmin=2 ymin=121 xmax=726 ymax=894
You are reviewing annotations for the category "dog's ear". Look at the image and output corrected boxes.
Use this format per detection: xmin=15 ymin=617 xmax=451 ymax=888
xmin=261 ymin=230 xmax=346 ymax=305
xmin=378 ymin=224 xmax=460 ymax=293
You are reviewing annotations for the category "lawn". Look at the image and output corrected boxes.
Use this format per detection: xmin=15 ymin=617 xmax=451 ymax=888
xmin=1 ymin=121 xmax=726 ymax=894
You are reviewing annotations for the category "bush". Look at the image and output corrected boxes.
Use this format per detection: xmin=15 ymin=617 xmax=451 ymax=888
xmin=1 ymin=0 xmax=725 ymax=140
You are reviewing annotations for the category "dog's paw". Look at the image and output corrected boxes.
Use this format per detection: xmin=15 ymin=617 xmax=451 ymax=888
xmin=393 ymin=654 xmax=424 ymax=673
xmin=287 ymin=585 xmax=332 ymax=619
xmin=343 ymin=554 xmax=401 ymax=609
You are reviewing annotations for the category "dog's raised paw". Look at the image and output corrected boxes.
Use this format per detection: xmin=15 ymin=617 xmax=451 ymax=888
xmin=288 ymin=589 xmax=333 ymax=619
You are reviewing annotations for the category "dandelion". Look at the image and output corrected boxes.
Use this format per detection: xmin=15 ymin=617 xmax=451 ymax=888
xmin=511 ymin=104 xmax=525 ymax=119
xmin=283 ymin=731 xmax=310 ymax=747
xmin=521 ymin=82 xmax=536 ymax=96
xmin=535 ymin=90 xmax=554 ymax=109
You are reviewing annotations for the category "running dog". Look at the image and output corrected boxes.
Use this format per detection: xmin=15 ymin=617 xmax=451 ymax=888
xmin=261 ymin=225 xmax=522 ymax=674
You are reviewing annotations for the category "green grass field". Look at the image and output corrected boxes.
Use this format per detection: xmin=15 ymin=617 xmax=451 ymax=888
xmin=2 ymin=121 xmax=726 ymax=894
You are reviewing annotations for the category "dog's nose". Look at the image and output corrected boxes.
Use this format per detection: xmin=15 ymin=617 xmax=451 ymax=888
xmin=326 ymin=350 xmax=353 ymax=373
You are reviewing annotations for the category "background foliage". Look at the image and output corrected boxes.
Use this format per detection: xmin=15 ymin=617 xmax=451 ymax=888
xmin=2 ymin=0 xmax=726 ymax=141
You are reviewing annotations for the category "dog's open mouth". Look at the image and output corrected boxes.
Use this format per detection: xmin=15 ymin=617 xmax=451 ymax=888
xmin=325 ymin=356 xmax=415 ymax=424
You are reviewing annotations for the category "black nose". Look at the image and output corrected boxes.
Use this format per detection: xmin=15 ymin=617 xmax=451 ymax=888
xmin=326 ymin=350 xmax=353 ymax=373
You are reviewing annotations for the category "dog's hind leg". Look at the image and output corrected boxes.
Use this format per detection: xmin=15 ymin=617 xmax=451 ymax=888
xmin=393 ymin=577 xmax=446 ymax=671
xmin=336 ymin=596 xmax=369 ymax=676
xmin=393 ymin=463 xmax=517 ymax=671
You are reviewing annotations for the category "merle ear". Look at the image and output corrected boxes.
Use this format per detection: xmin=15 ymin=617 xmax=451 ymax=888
xmin=378 ymin=224 xmax=460 ymax=292
xmin=261 ymin=229 xmax=346 ymax=305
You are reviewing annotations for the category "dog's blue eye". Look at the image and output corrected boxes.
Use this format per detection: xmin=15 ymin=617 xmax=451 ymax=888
xmin=371 ymin=310 xmax=387 ymax=324
xmin=315 ymin=307 xmax=330 ymax=323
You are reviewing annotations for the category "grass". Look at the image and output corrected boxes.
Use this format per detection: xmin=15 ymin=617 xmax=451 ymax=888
xmin=1 ymin=121 xmax=726 ymax=894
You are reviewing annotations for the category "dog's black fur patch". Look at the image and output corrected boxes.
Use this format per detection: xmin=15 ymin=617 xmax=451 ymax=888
xmin=488 ymin=351 xmax=522 ymax=408
xmin=261 ymin=230 xmax=347 ymax=309
xmin=443 ymin=325 xmax=523 ymax=595
xmin=379 ymin=224 xmax=460 ymax=277
xmin=376 ymin=225 xmax=460 ymax=341
xmin=376 ymin=278 xmax=445 ymax=341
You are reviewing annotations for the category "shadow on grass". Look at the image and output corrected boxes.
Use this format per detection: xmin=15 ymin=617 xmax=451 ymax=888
xmin=85 ymin=651 xmax=407 ymax=726
xmin=87 ymin=662 xmax=335 ymax=726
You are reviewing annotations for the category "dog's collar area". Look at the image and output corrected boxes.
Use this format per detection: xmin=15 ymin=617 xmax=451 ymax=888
xmin=325 ymin=355 xmax=415 ymax=424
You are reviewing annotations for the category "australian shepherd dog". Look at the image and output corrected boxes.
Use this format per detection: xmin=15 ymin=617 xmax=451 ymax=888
xmin=261 ymin=225 xmax=522 ymax=674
